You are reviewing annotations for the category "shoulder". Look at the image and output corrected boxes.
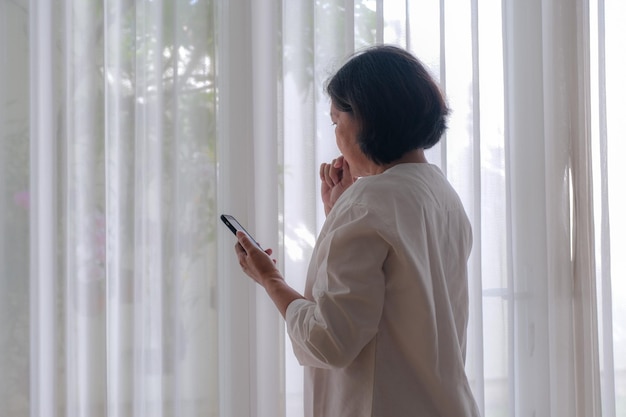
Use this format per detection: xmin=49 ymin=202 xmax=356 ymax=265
xmin=318 ymin=181 xmax=394 ymax=249
xmin=338 ymin=163 xmax=459 ymax=210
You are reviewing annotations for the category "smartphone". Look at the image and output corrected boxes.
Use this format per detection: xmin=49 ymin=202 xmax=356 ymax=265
xmin=220 ymin=214 xmax=263 ymax=250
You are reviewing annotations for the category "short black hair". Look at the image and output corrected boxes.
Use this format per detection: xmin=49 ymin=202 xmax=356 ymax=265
xmin=325 ymin=45 xmax=449 ymax=165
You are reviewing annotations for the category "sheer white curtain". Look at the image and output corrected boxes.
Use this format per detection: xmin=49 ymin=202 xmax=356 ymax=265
xmin=3 ymin=0 xmax=221 ymax=416
xmin=1 ymin=0 xmax=625 ymax=417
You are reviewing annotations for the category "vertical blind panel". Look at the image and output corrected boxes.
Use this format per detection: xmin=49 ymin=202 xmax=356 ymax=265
xmin=354 ymin=0 xmax=376 ymax=50
xmin=406 ymin=0 xmax=441 ymax=78
xmin=313 ymin=0 xmax=347 ymax=230
xmin=590 ymin=0 xmax=617 ymax=415
xmin=214 ymin=0 xmax=257 ymax=414
xmin=502 ymin=1 xmax=552 ymax=415
xmin=0 ymin=10 xmax=7 ymax=412
xmin=283 ymin=1 xmax=316 ymax=415
xmin=423 ymin=0 xmax=446 ymax=171
xmin=0 ymin=0 xmax=5 ymax=280
xmin=164 ymin=1 xmax=181 ymax=415
xmin=134 ymin=1 xmax=167 ymax=414
xmin=132 ymin=2 xmax=149 ymax=411
xmin=0 ymin=2 xmax=30 ymax=414
xmin=64 ymin=1 xmax=107 ymax=415
xmin=30 ymin=0 xmax=59 ymax=415
xmin=251 ymin=1 xmax=282 ymax=416
xmin=441 ymin=10 xmax=482 ymax=405
xmin=343 ymin=0 xmax=355 ymax=52
xmin=375 ymin=0 xmax=384 ymax=43
xmin=442 ymin=0 xmax=474 ymax=200
xmin=105 ymin=1 xmax=139 ymax=415
xmin=410 ymin=0 xmax=443 ymax=171
xmin=603 ymin=1 xmax=626 ymax=415
xmin=589 ymin=0 xmax=616 ymax=417
xmin=501 ymin=0 xmax=517 ymax=414
xmin=542 ymin=1 xmax=591 ymax=415
xmin=465 ymin=0 xmax=485 ymax=412
xmin=282 ymin=0 xmax=316 ymax=295
xmin=382 ymin=0 xmax=406 ymax=47
xmin=475 ymin=0 xmax=509 ymax=416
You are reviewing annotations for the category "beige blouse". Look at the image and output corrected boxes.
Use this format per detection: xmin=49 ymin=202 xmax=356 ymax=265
xmin=286 ymin=163 xmax=481 ymax=417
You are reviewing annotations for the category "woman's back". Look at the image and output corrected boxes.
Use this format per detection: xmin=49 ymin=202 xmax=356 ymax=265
xmin=287 ymin=163 xmax=480 ymax=417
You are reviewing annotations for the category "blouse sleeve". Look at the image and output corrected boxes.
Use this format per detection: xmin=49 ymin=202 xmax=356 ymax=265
xmin=285 ymin=203 xmax=390 ymax=369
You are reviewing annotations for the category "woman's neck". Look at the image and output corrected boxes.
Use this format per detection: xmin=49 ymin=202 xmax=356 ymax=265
xmin=369 ymin=149 xmax=428 ymax=175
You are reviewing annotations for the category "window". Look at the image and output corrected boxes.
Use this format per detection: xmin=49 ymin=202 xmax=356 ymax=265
xmin=0 ymin=0 xmax=622 ymax=416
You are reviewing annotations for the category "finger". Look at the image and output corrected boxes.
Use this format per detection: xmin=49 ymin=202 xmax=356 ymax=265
xmin=333 ymin=155 xmax=344 ymax=168
xmin=319 ymin=162 xmax=326 ymax=181
xmin=341 ymin=158 xmax=355 ymax=183
xmin=321 ymin=163 xmax=333 ymax=187
xmin=235 ymin=241 xmax=247 ymax=257
xmin=236 ymin=231 xmax=256 ymax=253
xmin=329 ymin=161 xmax=343 ymax=185
xmin=326 ymin=163 xmax=337 ymax=186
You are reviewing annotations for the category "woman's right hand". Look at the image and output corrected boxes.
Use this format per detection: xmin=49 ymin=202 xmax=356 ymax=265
xmin=320 ymin=155 xmax=355 ymax=216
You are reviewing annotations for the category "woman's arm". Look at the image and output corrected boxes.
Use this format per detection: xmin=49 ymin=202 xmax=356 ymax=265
xmin=286 ymin=205 xmax=388 ymax=368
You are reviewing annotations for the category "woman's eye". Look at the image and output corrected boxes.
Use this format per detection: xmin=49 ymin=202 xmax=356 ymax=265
xmin=331 ymin=122 xmax=337 ymax=126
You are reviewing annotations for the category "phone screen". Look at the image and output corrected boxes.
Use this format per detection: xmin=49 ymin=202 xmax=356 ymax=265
xmin=220 ymin=214 xmax=263 ymax=250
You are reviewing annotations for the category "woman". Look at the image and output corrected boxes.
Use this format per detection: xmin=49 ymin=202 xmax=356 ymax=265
xmin=234 ymin=45 xmax=480 ymax=417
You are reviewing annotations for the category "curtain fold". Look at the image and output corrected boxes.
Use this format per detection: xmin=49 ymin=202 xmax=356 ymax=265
xmin=1 ymin=1 xmax=30 ymax=414
xmin=591 ymin=1 xmax=626 ymax=416
xmin=251 ymin=2 xmax=282 ymax=417
xmin=29 ymin=1 xmax=60 ymax=415
xmin=0 ymin=0 xmax=624 ymax=416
